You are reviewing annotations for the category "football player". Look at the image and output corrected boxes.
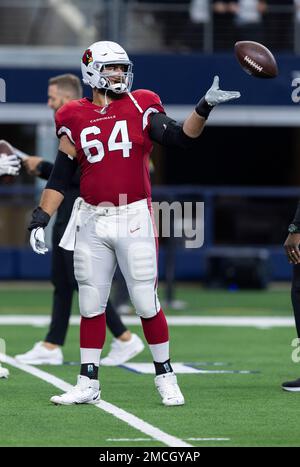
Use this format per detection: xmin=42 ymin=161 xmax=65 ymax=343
xmin=29 ymin=41 xmax=240 ymax=406
xmin=5 ymin=75 xmax=143 ymax=367
xmin=282 ymin=206 xmax=300 ymax=391
xmin=0 ymin=152 xmax=20 ymax=177
xmin=0 ymin=144 xmax=21 ymax=380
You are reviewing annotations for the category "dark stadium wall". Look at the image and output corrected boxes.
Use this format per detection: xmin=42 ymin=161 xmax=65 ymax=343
xmin=164 ymin=126 xmax=296 ymax=186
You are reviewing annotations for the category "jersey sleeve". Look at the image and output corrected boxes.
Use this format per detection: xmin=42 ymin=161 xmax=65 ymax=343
xmin=142 ymin=91 xmax=165 ymax=132
xmin=132 ymin=89 xmax=165 ymax=132
xmin=55 ymin=104 xmax=75 ymax=144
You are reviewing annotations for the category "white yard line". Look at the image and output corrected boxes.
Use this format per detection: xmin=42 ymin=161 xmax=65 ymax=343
xmin=1 ymin=354 xmax=191 ymax=448
xmin=107 ymin=438 xmax=153 ymax=442
xmin=0 ymin=315 xmax=295 ymax=328
xmin=107 ymin=437 xmax=230 ymax=442
xmin=186 ymin=437 xmax=230 ymax=441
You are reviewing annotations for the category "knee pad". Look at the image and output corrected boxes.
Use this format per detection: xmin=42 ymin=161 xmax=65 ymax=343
xmin=128 ymin=243 xmax=157 ymax=282
xmin=74 ymin=246 xmax=104 ymax=318
xmin=127 ymin=243 xmax=159 ymax=318
xmin=74 ymin=246 xmax=92 ymax=283
xmin=130 ymin=285 xmax=160 ymax=318
xmin=78 ymin=284 xmax=103 ymax=318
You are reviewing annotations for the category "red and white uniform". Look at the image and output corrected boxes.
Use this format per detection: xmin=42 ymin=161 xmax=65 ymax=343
xmin=55 ymin=89 xmax=164 ymax=206
xmin=56 ymin=90 xmax=163 ymax=320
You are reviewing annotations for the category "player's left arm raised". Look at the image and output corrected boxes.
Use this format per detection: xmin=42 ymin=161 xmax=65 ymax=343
xmin=183 ymin=75 xmax=240 ymax=138
xmin=149 ymin=76 xmax=240 ymax=146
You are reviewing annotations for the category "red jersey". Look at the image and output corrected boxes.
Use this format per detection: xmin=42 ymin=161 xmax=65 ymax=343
xmin=55 ymin=89 xmax=164 ymax=206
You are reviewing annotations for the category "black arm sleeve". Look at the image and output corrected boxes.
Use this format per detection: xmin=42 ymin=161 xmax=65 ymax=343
xmin=149 ymin=113 xmax=201 ymax=149
xmin=70 ymin=165 xmax=80 ymax=188
xmin=293 ymin=201 xmax=300 ymax=226
xmin=36 ymin=160 xmax=54 ymax=180
xmin=46 ymin=150 xmax=78 ymax=196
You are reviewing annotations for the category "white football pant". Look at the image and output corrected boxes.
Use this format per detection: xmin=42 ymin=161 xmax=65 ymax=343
xmin=73 ymin=198 xmax=161 ymax=320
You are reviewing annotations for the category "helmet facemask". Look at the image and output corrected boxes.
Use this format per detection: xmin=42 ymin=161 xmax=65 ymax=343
xmin=93 ymin=61 xmax=133 ymax=94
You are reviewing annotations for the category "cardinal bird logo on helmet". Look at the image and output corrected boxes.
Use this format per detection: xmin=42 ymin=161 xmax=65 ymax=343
xmin=82 ymin=49 xmax=93 ymax=66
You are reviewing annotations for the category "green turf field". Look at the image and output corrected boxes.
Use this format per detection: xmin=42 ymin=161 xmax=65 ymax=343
xmin=1 ymin=283 xmax=300 ymax=447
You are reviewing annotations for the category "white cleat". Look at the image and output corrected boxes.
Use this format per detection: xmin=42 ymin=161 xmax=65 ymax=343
xmin=0 ymin=365 xmax=9 ymax=378
xmin=50 ymin=375 xmax=101 ymax=406
xmin=15 ymin=342 xmax=63 ymax=365
xmin=101 ymin=333 xmax=144 ymax=366
xmin=155 ymin=372 xmax=185 ymax=406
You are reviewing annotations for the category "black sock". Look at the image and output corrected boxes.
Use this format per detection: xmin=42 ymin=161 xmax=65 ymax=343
xmin=154 ymin=359 xmax=173 ymax=376
xmin=80 ymin=363 xmax=98 ymax=380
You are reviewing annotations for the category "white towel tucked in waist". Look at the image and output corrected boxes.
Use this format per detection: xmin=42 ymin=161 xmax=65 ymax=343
xmin=59 ymin=197 xmax=83 ymax=251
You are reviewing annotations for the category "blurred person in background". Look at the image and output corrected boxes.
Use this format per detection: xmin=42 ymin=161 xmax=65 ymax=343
xmin=0 ymin=153 xmax=20 ymax=177
xmin=0 ymin=153 xmax=20 ymax=379
xmin=282 ymin=205 xmax=300 ymax=391
xmin=145 ymin=0 xmax=192 ymax=51
xmin=263 ymin=0 xmax=294 ymax=51
xmin=14 ymin=74 xmax=144 ymax=367
xmin=234 ymin=0 xmax=267 ymax=42
xmin=295 ymin=0 xmax=300 ymax=49
xmin=187 ymin=0 xmax=210 ymax=51
xmin=213 ymin=0 xmax=239 ymax=50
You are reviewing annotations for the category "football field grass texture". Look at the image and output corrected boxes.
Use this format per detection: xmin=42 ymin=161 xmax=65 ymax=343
xmin=1 ymin=284 xmax=300 ymax=447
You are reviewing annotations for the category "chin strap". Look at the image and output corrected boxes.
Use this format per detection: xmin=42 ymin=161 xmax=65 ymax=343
xmin=104 ymin=89 xmax=109 ymax=107
xmin=100 ymin=89 xmax=109 ymax=114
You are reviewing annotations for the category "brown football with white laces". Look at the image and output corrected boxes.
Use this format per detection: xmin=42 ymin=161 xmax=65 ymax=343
xmin=235 ymin=41 xmax=278 ymax=79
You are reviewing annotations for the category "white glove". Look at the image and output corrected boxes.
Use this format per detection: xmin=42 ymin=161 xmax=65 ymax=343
xmin=205 ymin=76 xmax=241 ymax=106
xmin=0 ymin=154 xmax=21 ymax=176
xmin=30 ymin=227 xmax=48 ymax=255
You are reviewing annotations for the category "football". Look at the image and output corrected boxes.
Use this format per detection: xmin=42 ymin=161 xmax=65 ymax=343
xmin=234 ymin=41 xmax=278 ymax=78
xmin=0 ymin=139 xmax=13 ymax=156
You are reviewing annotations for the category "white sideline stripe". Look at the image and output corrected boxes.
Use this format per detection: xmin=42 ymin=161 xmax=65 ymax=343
xmin=107 ymin=438 xmax=153 ymax=442
xmin=123 ymin=363 xmax=202 ymax=374
xmin=187 ymin=438 xmax=230 ymax=441
xmin=107 ymin=437 xmax=230 ymax=442
xmin=0 ymin=315 xmax=295 ymax=328
xmin=1 ymin=354 xmax=191 ymax=448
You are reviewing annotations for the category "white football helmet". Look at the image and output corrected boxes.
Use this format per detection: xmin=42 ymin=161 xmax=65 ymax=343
xmin=81 ymin=41 xmax=133 ymax=94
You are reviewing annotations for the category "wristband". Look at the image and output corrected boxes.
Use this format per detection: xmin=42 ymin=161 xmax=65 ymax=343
xmin=288 ymin=223 xmax=300 ymax=234
xmin=195 ymin=97 xmax=213 ymax=120
xmin=28 ymin=207 xmax=50 ymax=231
